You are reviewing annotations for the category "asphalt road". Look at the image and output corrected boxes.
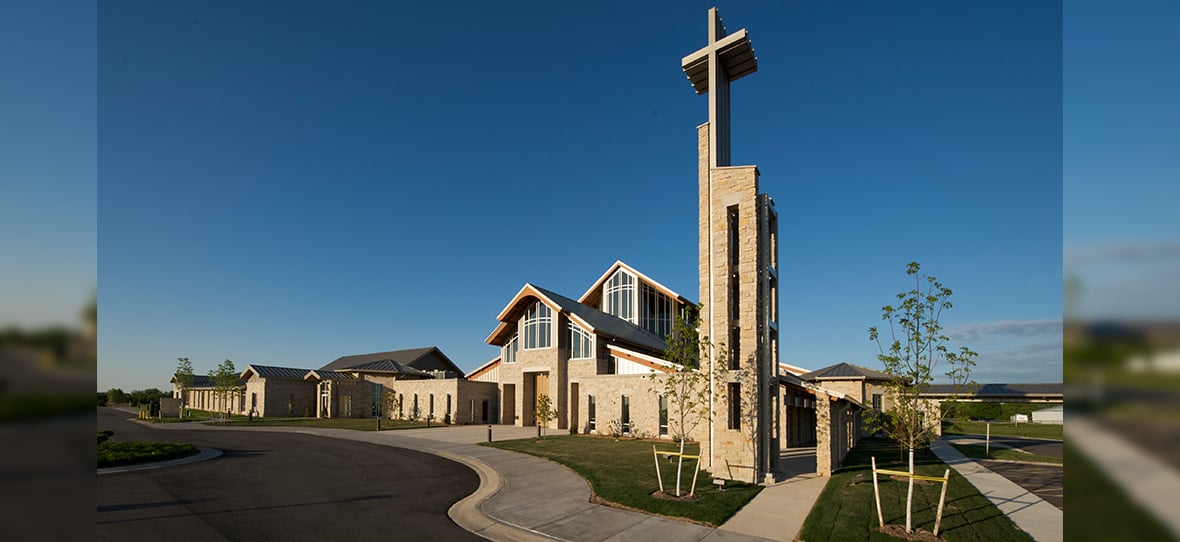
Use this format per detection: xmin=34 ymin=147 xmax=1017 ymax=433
xmin=97 ymin=408 xmax=483 ymax=541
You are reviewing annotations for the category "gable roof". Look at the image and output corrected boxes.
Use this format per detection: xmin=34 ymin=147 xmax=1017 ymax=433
xmin=304 ymin=370 xmax=359 ymax=381
xmin=241 ymin=364 xmax=310 ymax=380
xmin=485 ymin=283 xmax=669 ymax=354
xmin=577 ymin=260 xmax=692 ymax=306
xmin=800 ymin=362 xmax=893 ymax=381
xmin=318 ymin=346 xmax=462 ymax=375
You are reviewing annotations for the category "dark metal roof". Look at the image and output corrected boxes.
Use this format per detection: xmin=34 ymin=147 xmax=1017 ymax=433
xmin=344 ymin=358 xmax=430 ymax=376
xmin=925 ymin=383 xmax=1064 ymax=397
xmin=800 ymin=362 xmax=893 ymax=382
xmin=533 ymin=286 xmax=669 ymax=354
xmin=174 ymin=374 xmax=245 ymax=388
xmin=243 ymin=364 xmax=310 ymax=380
xmin=319 ymin=347 xmax=460 ymax=374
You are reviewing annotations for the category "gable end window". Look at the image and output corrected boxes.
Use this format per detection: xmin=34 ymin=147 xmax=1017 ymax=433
xmin=523 ymin=302 xmax=552 ymax=349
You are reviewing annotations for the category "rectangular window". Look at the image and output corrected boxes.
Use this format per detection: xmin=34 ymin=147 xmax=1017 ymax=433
xmin=446 ymin=394 xmax=452 ymax=417
xmin=588 ymin=395 xmax=596 ymax=431
xmin=659 ymin=395 xmax=668 ymax=436
xmin=729 ymin=326 xmax=741 ymax=369
xmin=429 ymin=393 xmax=435 ymax=417
xmin=413 ymin=394 xmax=419 ymax=419
xmin=251 ymin=393 xmax=257 ymax=409
xmin=728 ymin=383 xmax=741 ymax=430
xmin=621 ymin=395 xmax=631 ymax=434
xmin=728 ymin=205 xmax=740 ymax=324
xmin=872 ymin=394 xmax=883 ymax=411
xmin=239 ymin=391 xmax=246 ymax=411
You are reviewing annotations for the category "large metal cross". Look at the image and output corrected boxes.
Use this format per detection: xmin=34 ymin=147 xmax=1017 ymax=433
xmin=682 ymin=7 xmax=758 ymax=168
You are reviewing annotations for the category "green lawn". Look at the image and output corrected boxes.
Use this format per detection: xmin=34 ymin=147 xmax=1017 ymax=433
xmin=949 ymin=444 xmax=1062 ymax=465
xmin=484 ymin=436 xmax=761 ymax=526
xmin=799 ymin=438 xmax=1032 ymax=542
xmin=942 ymin=420 xmax=1063 ymax=440
xmin=98 ymin=441 xmax=199 ymax=468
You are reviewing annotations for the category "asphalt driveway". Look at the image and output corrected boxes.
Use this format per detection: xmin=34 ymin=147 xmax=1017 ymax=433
xmin=97 ymin=408 xmax=483 ymax=541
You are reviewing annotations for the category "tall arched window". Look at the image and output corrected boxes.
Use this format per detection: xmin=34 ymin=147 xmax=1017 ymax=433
xmin=604 ymin=270 xmax=635 ymax=323
xmin=523 ymin=302 xmax=552 ymax=349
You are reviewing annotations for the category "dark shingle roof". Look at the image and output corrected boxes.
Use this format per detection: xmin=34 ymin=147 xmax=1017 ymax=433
xmin=533 ymin=286 xmax=669 ymax=354
xmin=925 ymin=383 xmax=1063 ymax=397
xmin=243 ymin=364 xmax=310 ymax=380
xmin=800 ymin=362 xmax=893 ymax=381
xmin=319 ymin=347 xmax=439 ymax=372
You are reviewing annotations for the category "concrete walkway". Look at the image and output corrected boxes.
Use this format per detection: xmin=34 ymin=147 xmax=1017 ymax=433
xmin=134 ymin=420 xmax=819 ymax=541
xmin=930 ymin=439 xmax=1062 ymax=542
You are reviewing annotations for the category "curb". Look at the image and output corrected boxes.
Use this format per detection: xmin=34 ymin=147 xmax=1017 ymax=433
xmin=98 ymin=447 xmax=223 ymax=475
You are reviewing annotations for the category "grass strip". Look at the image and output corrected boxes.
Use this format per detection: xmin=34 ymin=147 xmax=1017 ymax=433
xmin=949 ymin=444 xmax=1062 ymax=465
xmin=798 ymin=438 xmax=1032 ymax=542
xmin=98 ymin=441 xmax=199 ymax=468
xmin=484 ymin=435 xmax=761 ymax=526
xmin=942 ymin=421 xmax=1063 ymax=441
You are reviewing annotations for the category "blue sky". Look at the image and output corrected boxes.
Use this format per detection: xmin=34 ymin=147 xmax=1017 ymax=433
xmin=7 ymin=1 xmax=1069 ymax=390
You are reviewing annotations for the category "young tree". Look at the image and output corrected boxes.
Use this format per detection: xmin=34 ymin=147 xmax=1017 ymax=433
xmin=383 ymin=390 xmax=403 ymax=420
xmin=866 ymin=262 xmax=976 ymax=533
xmin=650 ymin=307 xmax=727 ymax=497
xmin=731 ymin=356 xmax=762 ymax=483
xmin=209 ymin=359 xmax=239 ymax=424
xmin=174 ymin=357 xmax=195 ymax=417
xmin=534 ymin=393 xmax=557 ymax=438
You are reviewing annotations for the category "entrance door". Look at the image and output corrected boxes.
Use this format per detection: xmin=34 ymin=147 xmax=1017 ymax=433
xmin=533 ymin=373 xmax=550 ymax=427
xmin=502 ymin=384 xmax=516 ymax=425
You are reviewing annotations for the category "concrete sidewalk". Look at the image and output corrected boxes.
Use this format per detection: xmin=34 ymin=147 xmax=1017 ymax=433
xmin=931 ymin=439 xmax=1062 ymax=542
xmin=136 ymin=420 xmax=800 ymax=541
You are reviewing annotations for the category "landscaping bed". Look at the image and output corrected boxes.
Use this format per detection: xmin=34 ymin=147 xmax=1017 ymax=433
xmin=798 ymin=438 xmax=1031 ymax=542
xmin=98 ymin=439 xmax=199 ymax=468
xmin=484 ymin=435 xmax=761 ymax=526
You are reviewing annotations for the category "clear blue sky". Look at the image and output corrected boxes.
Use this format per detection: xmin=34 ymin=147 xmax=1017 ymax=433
xmin=7 ymin=1 xmax=1070 ymax=391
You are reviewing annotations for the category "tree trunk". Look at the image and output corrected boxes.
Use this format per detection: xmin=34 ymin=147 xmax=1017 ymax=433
xmin=906 ymin=447 xmax=915 ymax=533
xmin=675 ymin=438 xmax=685 ymax=496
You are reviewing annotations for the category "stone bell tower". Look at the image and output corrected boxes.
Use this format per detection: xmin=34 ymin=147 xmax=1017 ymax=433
xmin=683 ymin=7 xmax=781 ymax=483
